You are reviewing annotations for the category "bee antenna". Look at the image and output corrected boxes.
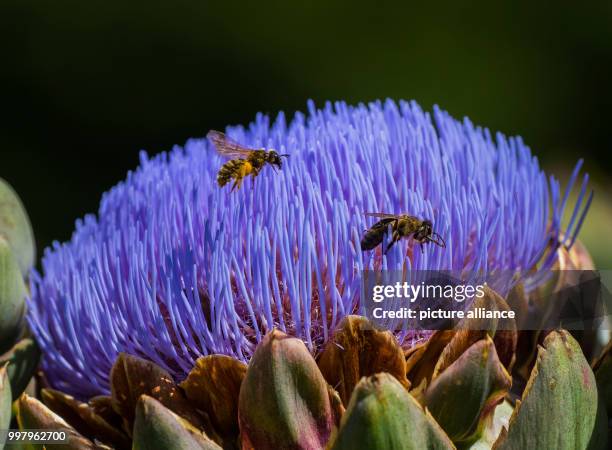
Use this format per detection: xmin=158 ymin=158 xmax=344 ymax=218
xmin=429 ymin=232 xmax=446 ymax=248
xmin=280 ymin=154 xmax=290 ymax=158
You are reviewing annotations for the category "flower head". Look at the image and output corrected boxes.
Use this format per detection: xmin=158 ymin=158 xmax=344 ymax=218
xmin=27 ymin=100 xmax=591 ymax=398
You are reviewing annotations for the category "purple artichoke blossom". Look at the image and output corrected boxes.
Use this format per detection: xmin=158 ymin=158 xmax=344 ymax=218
xmin=27 ymin=100 xmax=591 ymax=399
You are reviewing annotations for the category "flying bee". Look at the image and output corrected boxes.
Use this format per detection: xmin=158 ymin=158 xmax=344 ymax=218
xmin=207 ymin=130 xmax=288 ymax=191
xmin=361 ymin=213 xmax=446 ymax=254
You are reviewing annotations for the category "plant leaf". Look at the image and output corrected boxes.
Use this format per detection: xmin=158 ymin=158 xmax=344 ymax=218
xmin=0 ymin=337 xmax=40 ymax=400
xmin=328 ymin=373 xmax=455 ymax=450
xmin=0 ymin=178 xmax=35 ymax=277
xmin=424 ymin=337 xmax=512 ymax=444
xmin=493 ymin=330 xmax=608 ymax=450
xmin=238 ymin=329 xmax=338 ymax=450
xmin=133 ymin=395 xmax=221 ymax=450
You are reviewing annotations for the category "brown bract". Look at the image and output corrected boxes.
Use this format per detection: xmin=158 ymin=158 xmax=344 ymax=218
xmin=17 ymin=393 xmax=99 ymax=449
xmin=434 ymin=287 xmax=517 ymax=377
xmin=405 ymin=330 xmax=455 ymax=399
xmin=110 ymin=352 xmax=220 ymax=444
xmin=180 ymin=355 xmax=246 ymax=441
xmin=317 ymin=315 xmax=410 ymax=404
xmin=42 ymin=388 xmax=130 ymax=449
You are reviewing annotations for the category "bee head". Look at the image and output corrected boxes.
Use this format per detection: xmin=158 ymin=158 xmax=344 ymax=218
xmin=419 ymin=220 xmax=433 ymax=237
xmin=417 ymin=220 xmax=446 ymax=248
xmin=267 ymin=151 xmax=289 ymax=169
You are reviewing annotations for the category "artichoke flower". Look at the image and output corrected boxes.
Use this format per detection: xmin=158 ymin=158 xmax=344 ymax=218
xmin=27 ymin=100 xmax=591 ymax=398
xmin=0 ymin=100 xmax=608 ymax=449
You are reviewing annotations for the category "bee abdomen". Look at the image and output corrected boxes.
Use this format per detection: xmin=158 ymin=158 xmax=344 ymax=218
xmin=361 ymin=219 xmax=395 ymax=251
xmin=361 ymin=230 xmax=385 ymax=250
xmin=217 ymin=160 xmax=244 ymax=186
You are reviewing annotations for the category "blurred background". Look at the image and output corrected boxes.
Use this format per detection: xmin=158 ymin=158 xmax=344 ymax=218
xmin=1 ymin=0 xmax=611 ymax=266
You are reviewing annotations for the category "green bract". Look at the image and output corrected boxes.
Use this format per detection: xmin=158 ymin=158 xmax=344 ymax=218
xmin=329 ymin=373 xmax=454 ymax=450
xmin=0 ymin=237 xmax=26 ymax=354
xmin=238 ymin=330 xmax=340 ymax=450
xmin=0 ymin=178 xmax=35 ymax=277
xmin=0 ymin=337 xmax=40 ymax=400
xmin=133 ymin=396 xmax=221 ymax=450
xmin=8 ymin=322 xmax=611 ymax=449
xmin=493 ymin=331 xmax=608 ymax=450
xmin=0 ymin=364 xmax=11 ymax=436
xmin=424 ymin=337 xmax=511 ymax=444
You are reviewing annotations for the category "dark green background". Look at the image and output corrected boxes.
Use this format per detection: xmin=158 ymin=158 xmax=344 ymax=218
xmin=1 ymin=1 xmax=611 ymax=264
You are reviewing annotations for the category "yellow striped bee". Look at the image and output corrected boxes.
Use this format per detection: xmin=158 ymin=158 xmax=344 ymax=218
xmin=207 ymin=130 xmax=288 ymax=191
xmin=361 ymin=213 xmax=446 ymax=254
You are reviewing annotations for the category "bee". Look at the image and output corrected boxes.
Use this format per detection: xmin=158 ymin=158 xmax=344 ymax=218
xmin=207 ymin=130 xmax=288 ymax=191
xmin=361 ymin=213 xmax=446 ymax=254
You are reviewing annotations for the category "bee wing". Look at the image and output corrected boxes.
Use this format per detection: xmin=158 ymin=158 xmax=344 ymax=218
xmin=365 ymin=212 xmax=399 ymax=219
xmin=207 ymin=130 xmax=254 ymax=158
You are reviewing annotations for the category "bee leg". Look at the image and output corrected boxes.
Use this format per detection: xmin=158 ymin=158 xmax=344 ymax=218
xmin=420 ymin=243 xmax=424 ymax=254
xmin=383 ymin=242 xmax=392 ymax=254
xmin=384 ymin=232 xmax=400 ymax=255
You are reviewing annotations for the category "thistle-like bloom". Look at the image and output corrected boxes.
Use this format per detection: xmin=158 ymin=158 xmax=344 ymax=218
xmin=28 ymin=100 xmax=591 ymax=398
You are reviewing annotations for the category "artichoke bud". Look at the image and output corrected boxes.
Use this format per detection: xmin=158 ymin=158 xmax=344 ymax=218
xmin=238 ymin=330 xmax=338 ymax=450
